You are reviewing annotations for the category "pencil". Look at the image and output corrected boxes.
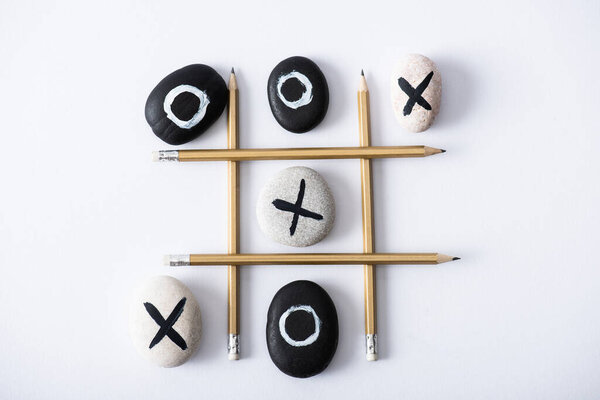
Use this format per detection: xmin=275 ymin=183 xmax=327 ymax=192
xmin=358 ymin=70 xmax=377 ymax=361
xmin=227 ymin=68 xmax=240 ymax=360
xmin=152 ymin=145 xmax=445 ymax=162
xmin=165 ymin=253 xmax=460 ymax=266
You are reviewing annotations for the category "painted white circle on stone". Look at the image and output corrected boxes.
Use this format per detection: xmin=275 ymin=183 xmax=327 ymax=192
xmin=278 ymin=305 xmax=322 ymax=347
xmin=129 ymin=275 xmax=202 ymax=368
xmin=276 ymin=71 xmax=313 ymax=109
xmin=256 ymin=166 xmax=335 ymax=247
xmin=163 ymin=84 xmax=210 ymax=129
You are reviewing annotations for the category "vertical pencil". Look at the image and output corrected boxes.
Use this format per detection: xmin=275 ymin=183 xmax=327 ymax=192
xmin=227 ymin=68 xmax=240 ymax=360
xmin=358 ymin=70 xmax=377 ymax=361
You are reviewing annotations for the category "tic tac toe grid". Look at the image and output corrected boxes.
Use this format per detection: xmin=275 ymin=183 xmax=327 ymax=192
xmin=155 ymin=71 xmax=455 ymax=361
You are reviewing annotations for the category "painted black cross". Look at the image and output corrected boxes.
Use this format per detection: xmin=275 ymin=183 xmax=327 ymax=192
xmin=143 ymin=297 xmax=188 ymax=350
xmin=272 ymin=179 xmax=323 ymax=236
xmin=397 ymin=71 xmax=434 ymax=116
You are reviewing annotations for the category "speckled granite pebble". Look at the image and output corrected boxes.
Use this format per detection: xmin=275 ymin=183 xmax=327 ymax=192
xmin=129 ymin=276 xmax=202 ymax=367
xmin=391 ymin=54 xmax=442 ymax=132
xmin=257 ymin=166 xmax=335 ymax=247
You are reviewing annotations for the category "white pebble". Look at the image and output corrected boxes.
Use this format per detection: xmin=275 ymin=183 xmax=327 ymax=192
xmin=391 ymin=54 xmax=442 ymax=132
xmin=257 ymin=166 xmax=335 ymax=247
xmin=129 ymin=276 xmax=201 ymax=367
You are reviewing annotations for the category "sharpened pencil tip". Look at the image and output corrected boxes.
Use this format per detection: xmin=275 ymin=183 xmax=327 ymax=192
xmin=231 ymin=67 xmax=235 ymax=74
xmin=441 ymin=149 xmax=446 ymax=153
xmin=361 ymin=69 xmax=364 ymax=76
xmin=452 ymin=257 xmax=461 ymax=261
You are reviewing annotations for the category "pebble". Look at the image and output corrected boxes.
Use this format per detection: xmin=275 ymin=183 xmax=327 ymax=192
xmin=129 ymin=276 xmax=202 ymax=367
xmin=256 ymin=166 xmax=335 ymax=247
xmin=390 ymin=54 xmax=442 ymax=132
xmin=266 ymin=280 xmax=339 ymax=378
xmin=267 ymin=56 xmax=329 ymax=133
xmin=145 ymin=64 xmax=227 ymax=145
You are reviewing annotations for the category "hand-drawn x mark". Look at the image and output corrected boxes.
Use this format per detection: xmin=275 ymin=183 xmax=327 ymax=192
xmin=272 ymin=179 xmax=323 ymax=236
xmin=397 ymin=71 xmax=434 ymax=116
xmin=143 ymin=297 xmax=188 ymax=350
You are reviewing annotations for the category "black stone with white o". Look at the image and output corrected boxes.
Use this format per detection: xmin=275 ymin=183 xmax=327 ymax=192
xmin=145 ymin=64 xmax=228 ymax=145
xmin=267 ymin=56 xmax=329 ymax=133
xmin=266 ymin=280 xmax=338 ymax=378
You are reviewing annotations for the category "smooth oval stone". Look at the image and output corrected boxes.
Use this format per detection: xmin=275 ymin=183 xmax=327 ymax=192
xmin=266 ymin=280 xmax=338 ymax=378
xmin=267 ymin=56 xmax=329 ymax=133
xmin=390 ymin=54 xmax=442 ymax=132
xmin=257 ymin=166 xmax=335 ymax=247
xmin=145 ymin=64 xmax=227 ymax=145
xmin=129 ymin=276 xmax=202 ymax=367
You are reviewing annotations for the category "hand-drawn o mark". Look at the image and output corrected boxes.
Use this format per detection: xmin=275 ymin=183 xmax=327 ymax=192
xmin=397 ymin=71 xmax=434 ymax=116
xmin=272 ymin=179 xmax=323 ymax=236
xmin=143 ymin=297 xmax=188 ymax=351
xmin=276 ymin=71 xmax=313 ymax=109
xmin=163 ymin=84 xmax=210 ymax=129
xmin=279 ymin=305 xmax=322 ymax=347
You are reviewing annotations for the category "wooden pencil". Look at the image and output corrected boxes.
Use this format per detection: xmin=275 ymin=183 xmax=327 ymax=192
xmin=153 ymin=145 xmax=445 ymax=162
xmin=358 ymin=71 xmax=377 ymax=361
xmin=227 ymin=68 xmax=240 ymax=360
xmin=165 ymin=253 xmax=460 ymax=266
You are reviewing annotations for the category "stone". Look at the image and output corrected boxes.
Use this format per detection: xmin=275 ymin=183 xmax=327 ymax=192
xmin=390 ymin=54 xmax=442 ymax=132
xmin=266 ymin=280 xmax=338 ymax=378
xmin=145 ymin=64 xmax=227 ymax=145
xmin=267 ymin=56 xmax=329 ymax=133
xmin=129 ymin=276 xmax=202 ymax=367
xmin=256 ymin=166 xmax=335 ymax=247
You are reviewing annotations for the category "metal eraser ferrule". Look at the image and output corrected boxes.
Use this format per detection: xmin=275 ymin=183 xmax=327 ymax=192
xmin=167 ymin=254 xmax=190 ymax=266
xmin=228 ymin=334 xmax=240 ymax=360
xmin=366 ymin=334 xmax=378 ymax=361
xmin=155 ymin=150 xmax=179 ymax=162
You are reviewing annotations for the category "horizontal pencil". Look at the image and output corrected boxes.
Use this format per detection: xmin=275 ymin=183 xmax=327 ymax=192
xmin=153 ymin=146 xmax=445 ymax=162
xmin=165 ymin=253 xmax=460 ymax=266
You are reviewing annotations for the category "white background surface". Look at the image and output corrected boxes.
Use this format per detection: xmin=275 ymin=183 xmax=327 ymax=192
xmin=1 ymin=0 xmax=599 ymax=398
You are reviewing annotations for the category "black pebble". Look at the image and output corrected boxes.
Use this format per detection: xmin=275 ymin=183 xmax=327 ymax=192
xmin=145 ymin=64 xmax=227 ymax=145
xmin=266 ymin=280 xmax=338 ymax=378
xmin=267 ymin=56 xmax=329 ymax=133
